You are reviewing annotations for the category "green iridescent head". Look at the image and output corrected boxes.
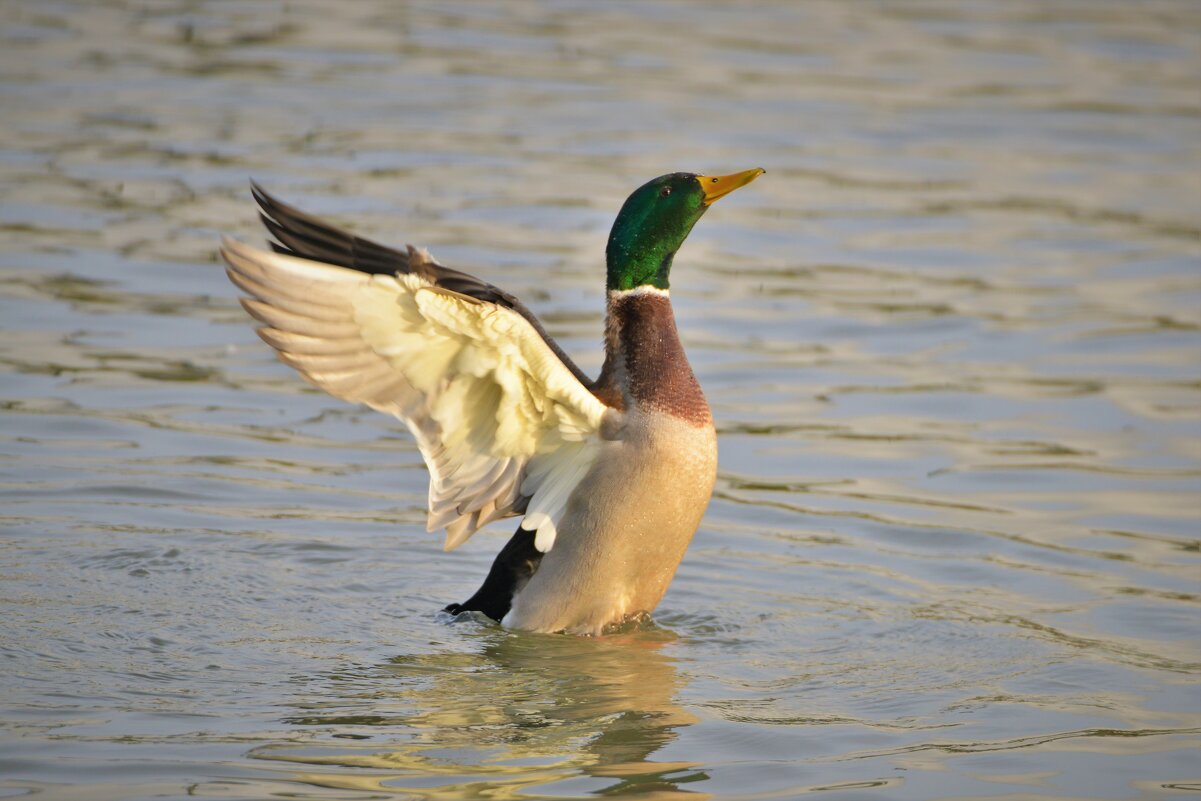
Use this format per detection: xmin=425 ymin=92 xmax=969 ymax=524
xmin=605 ymin=169 xmax=765 ymax=292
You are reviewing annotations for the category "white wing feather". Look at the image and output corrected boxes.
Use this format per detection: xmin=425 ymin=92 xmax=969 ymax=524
xmin=221 ymin=237 xmax=610 ymax=551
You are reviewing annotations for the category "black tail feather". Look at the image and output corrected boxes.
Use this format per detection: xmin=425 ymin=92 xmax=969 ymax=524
xmin=445 ymin=527 xmax=543 ymax=622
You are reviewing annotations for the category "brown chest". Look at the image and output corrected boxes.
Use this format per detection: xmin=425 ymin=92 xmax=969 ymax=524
xmin=595 ymin=290 xmax=712 ymax=427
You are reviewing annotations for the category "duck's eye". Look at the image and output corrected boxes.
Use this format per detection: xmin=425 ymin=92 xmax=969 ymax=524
xmin=659 ymin=186 xmax=672 ymax=197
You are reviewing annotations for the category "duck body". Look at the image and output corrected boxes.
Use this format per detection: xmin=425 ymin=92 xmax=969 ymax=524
xmin=221 ymin=169 xmax=762 ymax=635
xmin=506 ymin=288 xmax=718 ymax=634
xmin=507 ymin=410 xmax=716 ymax=633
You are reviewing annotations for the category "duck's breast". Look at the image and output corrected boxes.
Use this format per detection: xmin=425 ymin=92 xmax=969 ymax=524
xmin=504 ymin=410 xmax=717 ymax=635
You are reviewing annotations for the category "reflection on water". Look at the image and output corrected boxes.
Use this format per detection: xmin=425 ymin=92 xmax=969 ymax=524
xmin=1 ymin=0 xmax=1199 ymax=799
xmin=255 ymin=627 xmax=705 ymax=799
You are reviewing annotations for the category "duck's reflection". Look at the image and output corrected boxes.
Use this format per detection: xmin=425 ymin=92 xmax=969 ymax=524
xmin=255 ymin=623 xmax=709 ymax=799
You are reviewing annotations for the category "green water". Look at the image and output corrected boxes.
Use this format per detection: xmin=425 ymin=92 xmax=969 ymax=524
xmin=1 ymin=2 xmax=1199 ymax=799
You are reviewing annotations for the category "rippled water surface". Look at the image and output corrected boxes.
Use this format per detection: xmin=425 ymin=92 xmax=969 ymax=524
xmin=2 ymin=2 xmax=1200 ymax=799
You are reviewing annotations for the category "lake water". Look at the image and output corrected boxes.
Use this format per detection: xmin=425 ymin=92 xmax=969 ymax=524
xmin=1 ymin=2 xmax=1199 ymax=799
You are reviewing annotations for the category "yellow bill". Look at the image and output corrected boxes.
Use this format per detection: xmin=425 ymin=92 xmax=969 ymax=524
xmin=697 ymin=168 xmax=766 ymax=206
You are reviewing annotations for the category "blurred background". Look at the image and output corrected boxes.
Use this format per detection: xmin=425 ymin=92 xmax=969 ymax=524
xmin=1 ymin=2 xmax=1198 ymax=799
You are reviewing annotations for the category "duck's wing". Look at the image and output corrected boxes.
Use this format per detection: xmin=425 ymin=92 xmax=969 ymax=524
xmin=221 ymin=228 xmax=611 ymax=552
xmin=250 ymin=183 xmax=592 ymax=389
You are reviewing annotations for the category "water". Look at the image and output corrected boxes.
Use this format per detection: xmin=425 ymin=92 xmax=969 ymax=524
xmin=1 ymin=2 xmax=1199 ymax=799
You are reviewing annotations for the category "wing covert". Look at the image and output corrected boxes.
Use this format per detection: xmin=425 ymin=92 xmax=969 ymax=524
xmin=250 ymin=183 xmax=593 ymax=388
xmin=221 ymin=236 xmax=610 ymax=550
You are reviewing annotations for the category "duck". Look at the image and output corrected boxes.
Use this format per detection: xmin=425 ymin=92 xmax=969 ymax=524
xmin=220 ymin=168 xmax=765 ymax=635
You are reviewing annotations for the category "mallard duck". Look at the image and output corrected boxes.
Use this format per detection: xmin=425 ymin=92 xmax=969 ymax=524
xmin=220 ymin=168 xmax=764 ymax=635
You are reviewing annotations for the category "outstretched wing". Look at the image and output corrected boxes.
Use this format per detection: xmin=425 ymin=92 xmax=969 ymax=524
xmin=250 ymin=182 xmax=593 ymax=389
xmin=221 ymin=200 xmax=611 ymax=552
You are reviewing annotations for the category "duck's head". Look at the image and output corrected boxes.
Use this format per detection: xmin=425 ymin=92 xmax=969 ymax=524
xmin=606 ymin=168 xmax=764 ymax=292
